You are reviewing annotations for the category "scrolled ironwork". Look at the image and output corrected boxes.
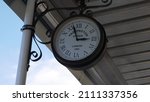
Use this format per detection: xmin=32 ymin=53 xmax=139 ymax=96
xmin=30 ymin=35 xmax=42 ymax=62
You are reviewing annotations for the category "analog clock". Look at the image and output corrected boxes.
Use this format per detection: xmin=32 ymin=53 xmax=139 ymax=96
xmin=51 ymin=15 xmax=106 ymax=70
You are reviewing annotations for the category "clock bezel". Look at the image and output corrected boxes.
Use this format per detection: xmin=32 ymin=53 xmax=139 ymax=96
xmin=51 ymin=15 xmax=107 ymax=70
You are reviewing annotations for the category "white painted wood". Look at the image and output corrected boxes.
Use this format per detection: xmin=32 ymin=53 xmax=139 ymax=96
xmin=94 ymin=2 xmax=150 ymax=25
xmin=127 ymin=77 xmax=150 ymax=85
xmin=113 ymin=51 xmax=150 ymax=65
xmin=87 ymin=0 xmax=145 ymax=11
xmin=123 ymin=69 xmax=150 ymax=80
xmin=107 ymin=30 xmax=150 ymax=48
xmin=108 ymin=41 xmax=150 ymax=57
xmin=119 ymin=61 xmax=150 ymax=73
xmin=105 ymin=17 xmax=150 ymax=36
xmin=113 ymin=51 xmax=150 ymax=66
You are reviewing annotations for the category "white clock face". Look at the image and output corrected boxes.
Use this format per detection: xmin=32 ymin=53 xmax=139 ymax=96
xmin=53 ymin=17 xmax=101 ymax=61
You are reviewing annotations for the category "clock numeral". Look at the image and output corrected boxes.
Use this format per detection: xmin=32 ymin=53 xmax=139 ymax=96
xmin=74 ymin=53 xmax=79 ymax=58
xmin=67 ymin=26 xmax=73 ymax=31
xmin=62 ymin=32 xmax=67 ymax=35
xmin=91 ymin=36 xmax=97 ymax=41
xmin=89 ymin=29 xmax=95 ymax=33
xmin=60 ymin=45 xmax=66 ymax=52
xmin=69 ymin=32 xmax=73 ymax=37
xmin=85 ymin=25 xmax=88 ymax=29
xmin=76 ymin=23 xmax=82 ymax=28
xmin=65 ymin=50 xmax=71 ymax=56
xmin=89 ymin=44 xmax=95 ymax=49
xmin=84 ymin=51 xmax=88 ymax=56
xmin=59 ymin=38 xmax=65 ymax=44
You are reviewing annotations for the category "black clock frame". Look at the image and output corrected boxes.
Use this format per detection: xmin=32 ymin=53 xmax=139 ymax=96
xmin=51 ymin=15 xmax=107 ymax=70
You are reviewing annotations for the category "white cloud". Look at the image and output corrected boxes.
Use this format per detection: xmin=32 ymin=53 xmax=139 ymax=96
xmin=26 ymin=58 xmax=81 ymax=85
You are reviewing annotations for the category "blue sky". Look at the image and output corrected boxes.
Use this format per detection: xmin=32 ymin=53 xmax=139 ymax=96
xmin=0 ymin=1 xmax=80 ymax=85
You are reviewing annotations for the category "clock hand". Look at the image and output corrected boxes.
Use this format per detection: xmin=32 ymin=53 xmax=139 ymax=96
xmin=72 ymin=25 xmax=89 ymax=41
xmin=78 ymin=38 xmax=90 ymax=41
xmin=72 ymin=25 xmax=79 ymax=41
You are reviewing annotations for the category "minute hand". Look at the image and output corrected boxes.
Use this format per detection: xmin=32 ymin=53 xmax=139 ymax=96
xmin=72 ymin=25 xmax=79 ymax=41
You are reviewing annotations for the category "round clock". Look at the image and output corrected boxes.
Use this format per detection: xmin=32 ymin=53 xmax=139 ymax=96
xmin=51 ymin=15 xmax=106 ymax=70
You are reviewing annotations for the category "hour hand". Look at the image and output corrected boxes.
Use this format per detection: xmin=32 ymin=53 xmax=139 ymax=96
xmin=78 ymin=38 xmax=90 ymax=41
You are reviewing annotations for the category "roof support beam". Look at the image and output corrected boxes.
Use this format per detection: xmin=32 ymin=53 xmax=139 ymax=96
xmin=90 ymin=51 xmax=127 ymax=84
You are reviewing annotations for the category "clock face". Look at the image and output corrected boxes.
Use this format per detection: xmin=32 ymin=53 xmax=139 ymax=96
xmin=52 ymin=16 xmax=106 ymax=69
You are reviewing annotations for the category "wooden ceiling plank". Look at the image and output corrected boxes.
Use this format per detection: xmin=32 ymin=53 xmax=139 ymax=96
xmin=127 ymin=77 xmax=150 ymax=85
xmin=95 ymin=2 xmax=150 ymax=25
xmin=112 ymin=51 xmax=150 ymax=66
xmin=87 ymin=0 xmax=146 ymax=12
xmin=118 ymin=61 xmax=150 ymax=73
xmin=107 ymin=30 xmax=150 ymax=48
xmin=104 ymin=17 xmax=150 ymax=37
xmin=123 ymin=69 xmax=150 ymax=80
xmin=108 ymin=41 xmax=150 ymax=57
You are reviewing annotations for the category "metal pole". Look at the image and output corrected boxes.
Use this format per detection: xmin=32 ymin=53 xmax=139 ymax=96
xmin=16 ymin=0 xmax=37 ymax=85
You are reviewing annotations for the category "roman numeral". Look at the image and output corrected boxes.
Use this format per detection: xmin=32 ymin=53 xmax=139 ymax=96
xmin=59 ymin=38 xmax=65 ymax=44
xmin=89 ymin=44 xmax=95 ymax=49
xmin=60 ymin=45 xmax=66 ymax=52
xmin=65 ymin=50 xmax=71 ymax=56
xmin=74 ymin=53 xmax=79 ymax=58
xmin=84 ymin=51 xmax=88 ymax=56
xmin=89 ymin=29 xmax=95 ymax=33
xmin=76 ymin=23 xmax=82 ymax=28
xmin=67 ymin=26 xmax=73 ymax=31
xmin=85 ymin=25 xmax=88 ymax=29
xmin=91 ymin=36 xmax=97 ymax=41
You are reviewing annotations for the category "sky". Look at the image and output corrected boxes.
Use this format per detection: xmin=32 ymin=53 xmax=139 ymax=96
xmin=0 ymin=1 xmax=80 ymax=85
